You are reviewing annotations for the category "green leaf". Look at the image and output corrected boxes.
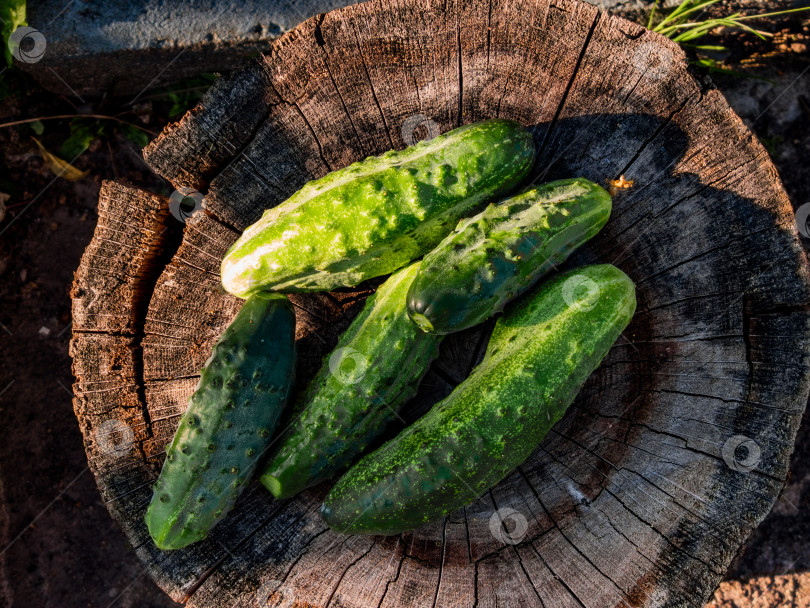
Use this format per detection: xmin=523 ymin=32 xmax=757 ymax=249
xmin=167 ymin=92 xmax=187 ymax=118
xmin=59 ymin=120 xmax=97 ymax=160
xmin=1 ymin=0 xmax=27 ymax=66
xmin=119 ymin=123 xmax=149 ymax=148
xmin=28 ymin=118 xmax=43 ymax=134
xmin=759 ymin=135 xmax=783 ymax=155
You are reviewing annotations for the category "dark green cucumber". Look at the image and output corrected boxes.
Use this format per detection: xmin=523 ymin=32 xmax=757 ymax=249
xmin=145 ymin=293 xmax=296 ymax=550
xmin=321 ymin=264 xmax=635 ymax=535
xmin=221 ymin=119 xmax=535 ymax=296
xmin=407 ymin=178 xmax=611 ymax=334
xmin=259 ymin=261 xmax=442 ymax=499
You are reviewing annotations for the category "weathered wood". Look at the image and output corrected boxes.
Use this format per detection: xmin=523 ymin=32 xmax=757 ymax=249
xmin=70 ymin=0 xmax=810 ymax=606
xmin=142 ymin=58 xmax=281 ymax=191
xmin=70 ymin=181 xmax=173 ymax=333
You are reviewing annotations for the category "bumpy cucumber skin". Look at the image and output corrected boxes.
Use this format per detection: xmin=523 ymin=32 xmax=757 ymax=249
xmin=221 ymin=119 xmax=535 ymax=296
xmin=259 ymin=261 xmax=442 ymax=499
xmin=145 ymin=293 xmax=296 ymax=550
xmin=407 ymin=178 xmax=611 ymax=334
xmin=321 ymin=265 xmax=636 ymax=535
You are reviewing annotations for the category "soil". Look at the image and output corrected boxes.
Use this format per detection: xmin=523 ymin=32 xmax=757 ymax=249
xmin=0 ymin=6 xmax=807 ymax=608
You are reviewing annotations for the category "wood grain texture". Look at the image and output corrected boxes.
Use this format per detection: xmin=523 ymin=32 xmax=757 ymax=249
xmin=71 ymin=0 xmax=810 ymax=606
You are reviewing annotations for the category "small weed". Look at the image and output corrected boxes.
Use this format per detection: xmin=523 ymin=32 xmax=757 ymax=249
xmin=647 ymin=0 xmax=810 ymax=76
xmin=759 ymin=135 xmax=783 ymax=156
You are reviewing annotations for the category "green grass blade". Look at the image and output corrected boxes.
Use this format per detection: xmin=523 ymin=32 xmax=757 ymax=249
xmin=654 ymin=0 xmax=723 ymax=31
xmin=647 ymin=0 xmax=660 ymax=29
xmin=680 ymin=43 xmax=727 ymax=50
xmin=736 ymin=7 xmax=810 ymax=21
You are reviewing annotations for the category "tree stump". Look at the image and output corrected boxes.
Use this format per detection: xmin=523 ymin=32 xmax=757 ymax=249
xmin=70 ymin=0 xmax=810 ymax=606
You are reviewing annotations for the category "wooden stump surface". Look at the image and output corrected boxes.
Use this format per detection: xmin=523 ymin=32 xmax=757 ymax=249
xmin=70 ymin=0 xmax=810 ymax=606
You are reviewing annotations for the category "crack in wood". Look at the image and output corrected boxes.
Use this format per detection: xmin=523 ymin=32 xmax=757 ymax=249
xmin=532 ymin=11 xmax=599 ymax=167
xmin=349 ymin=23 xmax=395 ymax=151
xmin=531 ymin=541 xmax=588 ymax=608
xmin=152 ymin=57 xmax=286 ymax=191
xmin=375 ymin=536 xmax=406 ymax=608
xmin=324 ymin=541 xmax=377 ymax=607
xmin=538 ymin=437 xmax=726 ymax=575
xmin=544 ymin=438 xmax=721 ymax=581
xmin=319 ymin=51 xmax=365 ymax=156
xmin=456 ymin=24 xmax=463 ymax=128
xmin=428 ymin=519 xmax=448 ymax=608
xmin=618 ymin=94 xmax=695 ymax=178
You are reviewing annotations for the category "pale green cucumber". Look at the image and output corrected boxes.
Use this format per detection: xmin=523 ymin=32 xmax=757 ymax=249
xmin=221 ymin=119 xmax=535 ymax=295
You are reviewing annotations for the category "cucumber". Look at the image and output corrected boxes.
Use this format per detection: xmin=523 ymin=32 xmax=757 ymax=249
xmin=259 ymin=261 xmax=442 ymax=499
xmin=145 ymin=293 xmax=296 ymax=550
xmin=407 ymin=178 xmax=611 ymax=334
xmin=321 ymin=264 xmax=635 ymax=535
xmin=221 ymin=119 xmax=535 ymax=296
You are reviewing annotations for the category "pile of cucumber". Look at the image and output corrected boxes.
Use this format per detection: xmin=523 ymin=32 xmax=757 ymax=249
xmin=146 ymin=119 xmax=636 ymax=550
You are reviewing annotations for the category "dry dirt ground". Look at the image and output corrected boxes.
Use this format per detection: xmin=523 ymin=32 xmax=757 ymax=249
xmin=0 ymin=11 xmax=807 ymax=608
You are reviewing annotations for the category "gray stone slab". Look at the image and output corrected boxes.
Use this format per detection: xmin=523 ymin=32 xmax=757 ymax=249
xmin=12 ymin=0 xmax=798 ymax=100
xmin=16 ymin=0 xmax=362 ymax=96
